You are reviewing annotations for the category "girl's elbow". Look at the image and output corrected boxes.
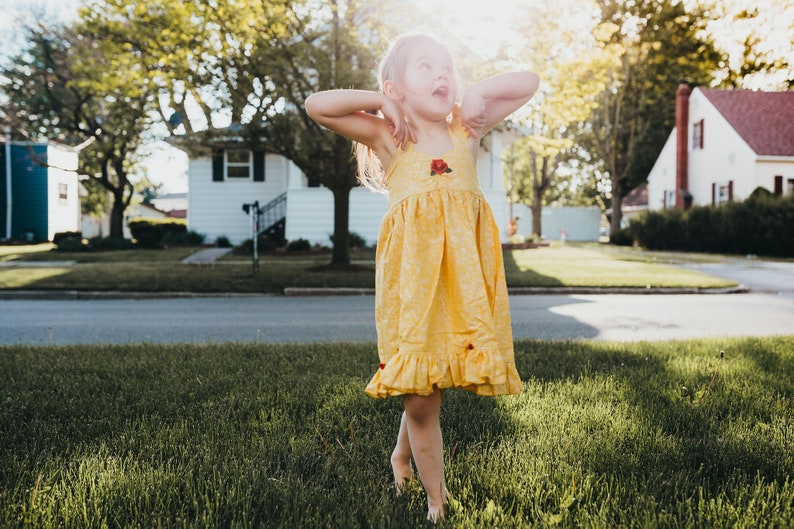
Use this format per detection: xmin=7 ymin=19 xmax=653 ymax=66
xmin=304 ymin=93 xmax=321 ymax=119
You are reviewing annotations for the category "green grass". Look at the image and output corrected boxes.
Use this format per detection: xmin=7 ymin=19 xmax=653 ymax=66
xmin=0 ymin=243 xmax=737 ymax=293
xmin=2 ymin=337 xmax=792 ymax=527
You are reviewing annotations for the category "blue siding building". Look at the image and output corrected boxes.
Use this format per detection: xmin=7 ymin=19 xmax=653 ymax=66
xmin=1 ymin=140 xmax=80 ymax=242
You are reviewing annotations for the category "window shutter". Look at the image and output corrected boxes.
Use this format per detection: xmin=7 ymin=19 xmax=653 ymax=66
xmin=253 ymin=151 xmax=265 ymax=182
xmin=711 ymin=183 xmax=716 ymax=205
xmin=728 ymin=180 xmax=733 ymax=202
xmin=774 ymin=175 xmax=783 ymax=195
xmin=212 ymin=149 xmax=224 ymax=182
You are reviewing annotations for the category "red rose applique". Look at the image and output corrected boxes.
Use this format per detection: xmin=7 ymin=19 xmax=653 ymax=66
xmin=430 ymin=159 xmax=452 ymax=176
xmin=379 ymin=363 xmax=386 ymax=370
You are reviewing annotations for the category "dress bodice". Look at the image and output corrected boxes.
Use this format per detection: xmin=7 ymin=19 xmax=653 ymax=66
xmin=384 ymin=122 xmax=483 ymax=209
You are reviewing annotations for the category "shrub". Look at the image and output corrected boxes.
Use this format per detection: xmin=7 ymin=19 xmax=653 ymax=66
xmin=163 ymin=230 xmax=205 ymax=245
xmin=55 ymin=235 xmax=87 ymax=252
xmin=630 ymin=194 xmax=794 ymax=257
xmin=53 ymin=231 xmax=82 ymax=245
xmin=286 ymin=238 xmax=311 ymax=252
xmin=128 ymin=218 xmax=187 ymax=248
xmin=90 ymin=236 xmax=135 ymax=250
xmin=215 ymin=235 xmax=232 ymax=248
xmin=609 ymin=227 xmax=634 ymax=247
xmin=329 ymin=231 xmax=369 ymax=248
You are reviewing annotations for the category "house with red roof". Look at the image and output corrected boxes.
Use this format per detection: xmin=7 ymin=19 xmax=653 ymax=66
xmin=647 ymin=84 xmax=794 ymax=211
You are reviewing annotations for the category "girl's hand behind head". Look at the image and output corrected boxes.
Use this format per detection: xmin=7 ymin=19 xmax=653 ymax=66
xmin=460 ymin=98 xmax=487 ymax=138
xmin=381 ymin=97 xmax=416 ymax=149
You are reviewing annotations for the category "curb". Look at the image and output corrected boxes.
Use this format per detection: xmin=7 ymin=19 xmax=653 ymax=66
xmin=0 ymin=290 xmax=273 ymax=300
xmin=0 ymin=285 xmax=748 ymax=300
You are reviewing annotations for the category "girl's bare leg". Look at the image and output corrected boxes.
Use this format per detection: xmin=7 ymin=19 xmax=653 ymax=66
xmin=403 ymin=388 xmax=448 ymax=522
xmin=391 ymin=411 xmax=414 ymax=494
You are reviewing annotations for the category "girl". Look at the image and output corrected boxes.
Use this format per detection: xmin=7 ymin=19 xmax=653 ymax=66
xmin=305 ymin=33 xmax=539 ymax=522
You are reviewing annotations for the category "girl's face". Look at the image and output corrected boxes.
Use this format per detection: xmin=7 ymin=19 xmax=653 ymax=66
xmin=393 ymin=38 xmax=456 ymax=121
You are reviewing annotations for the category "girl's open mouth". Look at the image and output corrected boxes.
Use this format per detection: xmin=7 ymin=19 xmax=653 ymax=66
xmin=433 ymin=86 xmax=449 ymax=99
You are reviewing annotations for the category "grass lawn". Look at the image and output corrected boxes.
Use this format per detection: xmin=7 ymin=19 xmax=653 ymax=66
xmin=0 ymin=243 xmax=737 ymax=293
xmin=2 ymin=337 xmax=792 ymax=527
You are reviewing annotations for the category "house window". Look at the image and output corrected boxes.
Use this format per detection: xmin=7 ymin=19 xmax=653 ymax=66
xmin=664 ymin=190 xmax=675 ymax=209
xmin=58 ymin=183 xmax=68 ymax=203
xmin=774 ymin=175 xmax=783 ymax=195
xmin=716 ymin=180 xmax=733 ymax=205
xmin=226 ymin=150 xmax=251 ymax=178
xmin=692 ymin=119 xmax=704 ymax=150
xmin=788 ymin=179 xmax=794 ymax=195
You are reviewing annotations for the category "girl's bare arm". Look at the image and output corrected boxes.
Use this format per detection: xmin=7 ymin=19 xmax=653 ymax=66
xmin=459 ymin=72 xmax=540 ymax=138
xmin=304 ymin=90 xmax=413 ymax=154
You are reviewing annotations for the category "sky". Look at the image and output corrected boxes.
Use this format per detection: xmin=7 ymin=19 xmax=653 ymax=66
xmin=1 ymin=0 xmax=791 ymax=192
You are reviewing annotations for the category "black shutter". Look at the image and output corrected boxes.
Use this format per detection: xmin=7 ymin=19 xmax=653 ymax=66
xmin=253 ymin=151 xmax=265 ymax=181
xmin=212 ymin=149 xmax=224 ymax=182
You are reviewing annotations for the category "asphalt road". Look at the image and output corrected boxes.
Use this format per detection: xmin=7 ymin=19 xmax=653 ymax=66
xmin=1 ymin=256 xmax=792 ymax=346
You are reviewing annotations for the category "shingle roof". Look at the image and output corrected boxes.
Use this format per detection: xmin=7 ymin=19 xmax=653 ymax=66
xmin=699 ymin=88 xmax=794 ymax=156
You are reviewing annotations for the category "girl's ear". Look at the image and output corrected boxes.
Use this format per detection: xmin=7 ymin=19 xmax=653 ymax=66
xmin=383 ymin=80 xmax=403 ymax=101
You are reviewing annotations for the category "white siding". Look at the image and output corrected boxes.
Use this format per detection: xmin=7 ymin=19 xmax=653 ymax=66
xmin=755 ymin=158 xmax=794 ymax=195
xmin=688 ymin=89 xmax=756 ymax=205
xmin=285 ymin=187 xmax=387 ymax=246
xmin=512 ymin=204 xmax=600 ymax=241
xmin=188 ymin=154 xmax=288 ymax=244
xmin=46 ymin=144 xmax=80 ymax=240
xmin=647 ymin=130 xmax=677 ymax=210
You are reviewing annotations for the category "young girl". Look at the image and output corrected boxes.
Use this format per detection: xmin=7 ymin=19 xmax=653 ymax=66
xmin=305 ymin=33 xmax=539 ymax=522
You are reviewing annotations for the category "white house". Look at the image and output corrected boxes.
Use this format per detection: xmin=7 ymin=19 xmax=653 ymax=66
xmin=180 ymin=128 xmax=516 ymax=246
xmin=647 ymin=84 xmax=794 ymax=211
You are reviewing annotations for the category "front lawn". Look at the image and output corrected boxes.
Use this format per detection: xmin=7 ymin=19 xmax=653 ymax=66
xmin=1 ymin=337 xmax=792 ymax=527
xmin=0 ymin=243 xmax=737 ymax=293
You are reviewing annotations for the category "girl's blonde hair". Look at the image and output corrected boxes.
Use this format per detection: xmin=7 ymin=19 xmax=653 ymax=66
xmin=355 ymin=33 xmax=453 ymax=191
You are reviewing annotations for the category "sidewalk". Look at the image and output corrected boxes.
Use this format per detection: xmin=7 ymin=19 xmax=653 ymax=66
xmin=180 ymin=248 xmax=233 ymax=264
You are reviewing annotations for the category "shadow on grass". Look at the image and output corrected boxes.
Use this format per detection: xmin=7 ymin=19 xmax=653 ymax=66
xmin=510 ymin=338 xmax=794 ymax=505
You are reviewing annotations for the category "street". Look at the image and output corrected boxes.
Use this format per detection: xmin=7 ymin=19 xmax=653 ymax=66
xmin=1 ymin=291 xmax=793 ymax=346
xmin=1 ymin=256 xmax=792 ymax=346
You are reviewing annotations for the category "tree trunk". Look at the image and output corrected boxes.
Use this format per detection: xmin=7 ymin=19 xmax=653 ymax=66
xmin=531 ymin=193 xmax=543 ymax=240
xmin=610 ymin=174 xmax=623 ymax=237
xmin=109 ymin=191 xmax=126 ymax=239
xmin=331 ymin=187 xmax=351 ymax=266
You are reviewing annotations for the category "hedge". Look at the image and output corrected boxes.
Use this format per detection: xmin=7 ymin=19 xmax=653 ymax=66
xmin=128 ymin=218 xmax=188 ymax=248
xmin=629 ymin=191 xmax=794 ymax=257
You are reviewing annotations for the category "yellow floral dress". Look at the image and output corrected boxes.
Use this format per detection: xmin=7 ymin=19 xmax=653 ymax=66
xmin=365 ymin=119 xmax=523 ymax=398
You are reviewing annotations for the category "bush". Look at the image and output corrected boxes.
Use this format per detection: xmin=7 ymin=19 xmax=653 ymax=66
xmin=55 ymin=235 xmax=87 ymax=252
xmin=215 ymin=235 xmax=232 ymax=248
xmin=609 ymin=227 xmax=634 ymax=247
xmin=630 ymin=193 xmax=794 ymax=257
xmin=163 ymin=230 xmax=205 ymax=245
xmin=128 ymin=218 xmax=187 ymax=248
xmin=53 ymin=231 xmax=82 ymax=245
xmin=286 ymin=238 xmax=311 ymax=252
xmin=89 ymin=236 xmax=135 ymax=250
xmin=329 ymin=231 xmax=368 ymax=248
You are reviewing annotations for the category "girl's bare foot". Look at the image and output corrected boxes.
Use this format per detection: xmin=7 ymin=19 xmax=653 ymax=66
xmin=426 ymin=482 xmax=448 ymax=522
xmin=391 ymin=454 xmax=414 ymax=495
xmin=427 ymin=504 xmax=445 ymax=523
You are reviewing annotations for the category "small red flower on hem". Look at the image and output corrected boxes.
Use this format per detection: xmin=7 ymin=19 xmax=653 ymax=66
xmin=430 ymin=159 xmax=452 ymax=176
xmin=467 ymin=343 xmax=474 ymax=350
xmin=379 ymin=363 xmax=386 ymax=369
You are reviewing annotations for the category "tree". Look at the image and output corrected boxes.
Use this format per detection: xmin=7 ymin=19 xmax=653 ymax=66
xmin=507 ymin=0 xmax=620 ymax=239
xmin=587 ymin=0 xmax=722 ymax=237
xmin=79 ymin=0 xmax=382 ymax=266
xmin=0 ymin=23 xmax=154 ymax=239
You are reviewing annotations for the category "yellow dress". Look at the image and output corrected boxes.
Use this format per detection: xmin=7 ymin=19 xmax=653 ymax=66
xmin=365 ymin=119 xmax=523 ymax=398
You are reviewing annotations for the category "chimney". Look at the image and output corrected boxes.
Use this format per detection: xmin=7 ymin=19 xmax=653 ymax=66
xmin=675 ymin=82 xmax=691 ymax=208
